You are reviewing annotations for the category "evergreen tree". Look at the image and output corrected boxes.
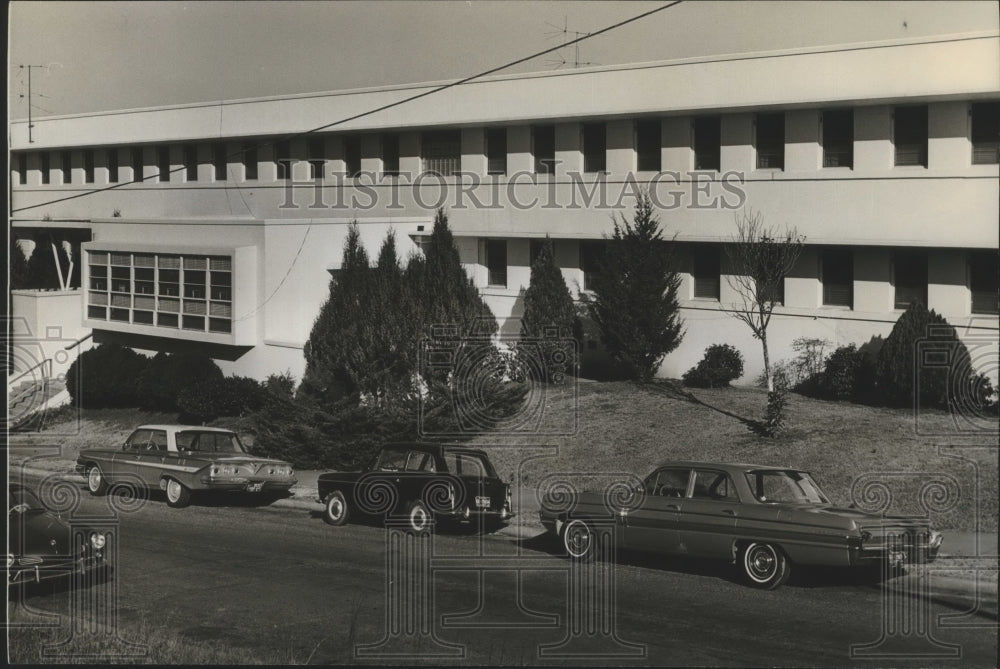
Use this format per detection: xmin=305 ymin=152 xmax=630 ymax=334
xmin=519 ymin=237 xmax=579 ymax=381
xmin=587 ymin=192 xmax=684 ymax=381
xmin=10 ymin=238 xmax=31 ymax=289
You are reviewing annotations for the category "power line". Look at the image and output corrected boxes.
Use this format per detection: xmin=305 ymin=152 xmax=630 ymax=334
xmin=12 ymin=1 xmax=682 ymax=215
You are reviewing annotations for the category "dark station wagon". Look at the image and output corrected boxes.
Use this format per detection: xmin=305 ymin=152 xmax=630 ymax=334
xmin=540 ymin=460 xmax=943 ymax=589
xmin=317 ymin=443 xmax=514 ymax=533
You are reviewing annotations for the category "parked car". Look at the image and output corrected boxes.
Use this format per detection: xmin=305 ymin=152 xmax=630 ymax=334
xmin=317 ymin=443 xmax=514 ymax=533
xmin=539 ymin=460 xmax=943 ymax=589
xmin=8 ymin=483 xmax=110 ymax=588
xmin=76 ymin=425 xmax=296 ymax=508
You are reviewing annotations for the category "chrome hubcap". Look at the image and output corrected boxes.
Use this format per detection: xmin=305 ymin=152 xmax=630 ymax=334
xmin=329 ymin=499 xmax=343 ymax=519
xmin=167 ymin=481 xmax=180 ymax=502
xmin=89 ymin=469 xmax=101 ymax=491
xmin=747 ymin=546 xmax=776 ymax=579
xmin=411 ymin=507 xmax=427 ymax=530
xmin=565 ymin=522 xmax=591 ymax=557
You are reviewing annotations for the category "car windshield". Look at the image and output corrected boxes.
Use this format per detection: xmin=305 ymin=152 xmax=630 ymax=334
xmin=9 ymin=488 xmax=45 ymax=512
xmin=176 ymin=431 xmax=246 ymax=454
xmin=745 ymin=470 xmax=830 ymax=504
xmin=442 ymin=452 xmax=497 ymax=479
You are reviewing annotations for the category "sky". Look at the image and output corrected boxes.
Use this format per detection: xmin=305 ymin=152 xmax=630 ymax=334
xmin=8 ymin=1 xmax=999 ymax=119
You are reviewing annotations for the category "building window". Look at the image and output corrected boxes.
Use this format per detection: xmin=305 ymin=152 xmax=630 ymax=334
xmin=131 ymin=147 xmax=143 ymax=182
xmin=61 ymin=150 xmax=72 ymax=184
xmin=582 ymin=122 xmax=606 ymax=173
xmin=580 ymin=241 xmax=605 ymax=292
xmin=83 ymin=150 xmax=95 ymax=184
xmin=307 ymin=138 xmax=326 ymax=180
xmin=213 ymin=143 xmax=227 ymax=181
xmin=485 ymin=239 xmax=507 ymax=287
xmin=16 ymin=153 xmax=26 ymax=185
xmin=636 ymin=119 xmax=661 ymax=172
xmin=756 ymin=113 xmax=785 ymax=169
xmin=533 ymin=125 xmax=555 ymax=174
xmin=180 ymin=144 xmax=196 ymax=181
xmin=242 ymin=143 xmax=258 ymax=180
xmin=893 ymin=250 xmax=927 ymax=309
xmin=157 ymin=146 xmax=170 ymax=183
xmin=692 ymin=245 xmax=721 ymax=300
xmin=380 ymin=134 xmax=398 ymax=177
xmin=822 ymin=109 xmax=854 ymax=168
xmin=343 ymin=136 xmax=361 ymax=178
xmin=486 ymin=128 xmax=507 ymax=176
xmin=693 ymin=116 xmax=721 ymax=171
xmin=821 ymin=248 xmax=853 ymax=307
xmin=971 ymin=102 xmax=1000 ymax=165
xmin=275 ymin=140 xmax=290 ymax=180
xmin=107 ymin=149 xmax=119 ymax=183
xmin=40 ymin=152 xmax=50 ymax=184
xmin=894 ymin=105 xmax=928 ymax=167
xmin=421 ymin=130 xmax=461 ymax=177
xmin=969 ymin=252 xmax=999 ymax=314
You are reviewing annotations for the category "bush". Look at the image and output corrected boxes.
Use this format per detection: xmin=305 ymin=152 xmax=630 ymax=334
xmin=264 ymin=371 xmax=297 ymax=402
xmin=761 ymin=386 xmax=789 ymax=437
xmin=136 ymin=351 xmax=223 ymax=412
xmin=177 ymin=375 xmax=267 ymax=423
xmin=819 ymin=344 xmax=862 ymax=400
xmin=65 ymin=344 xmax=149 ymax=408
xmin=683 ymin=344 xmax=744 ymax=388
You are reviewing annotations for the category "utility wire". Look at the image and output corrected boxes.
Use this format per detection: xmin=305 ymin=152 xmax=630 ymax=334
xmin=12 ymin=1 xmax=682 ymax=215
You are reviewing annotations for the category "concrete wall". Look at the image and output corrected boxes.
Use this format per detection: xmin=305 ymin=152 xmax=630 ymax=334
xmin=9 ymin=291 xmax=91 ymax=378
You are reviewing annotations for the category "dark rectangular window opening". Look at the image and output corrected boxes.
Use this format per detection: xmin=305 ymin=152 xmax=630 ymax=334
xmin=971 ymin=102 xmax=1000 ymax=165
xmin=969 ymin=252 xmax=999 ymax=314
xmin=636 ymin=119 xmax=661 ymax=172
xmin=822 ymin=109 xmax=854 ymax=168
xmin=894 ymin=106 xmax=928 ymax=167
xmin=693 ymin=116 xmax=721 ymax=171
xmin=486 ymin=128 xmax=507 ymax=175
xmin=107 ymin=149 xmax=119 ymax=183
xmin=380 ymin=134 xmax=398 ymax=177
xmin=213 ymin=143 xmax=227 ymax=181
xmin=183 ymin=144 xmax=198 ymax=181
xmin=40 ymin=152 xmax=51 ymax=184
xmin=533 ymin=125 xmax=555 ymax=174
xmin=421 ymin=130 xmax=461 ymax=177
xmin=275 ymin=140 xmax=290 ymax=180
xmin=16 ymin=153 xmax=27 ymax=185
xmin=83 ymin=150 xmax=95 ymax=184
xmin=894 ymin=250 xmax=928 ymax=309
xmin=131 ymin=147 xmax=143 ymax=182
xmin=581 ymin=241 xmax=606 ymax=292
xmin=582 ymin=122 xmax=606 ymax=173
xmin=486 ymin=240 xmax=507 ymax=287
xmin=242 ymin=143 xmax=258 ymax=180
xmin=61 ymin=150 xmax=72 ymax=184
xmin=343 ymin=136 xmax=362 ymax=178
xmin=157 ymin=146 xmax=170 ymax=183
xmin=822 ymin=248 xmax=854 ymax=307
xmin=692 ymin=245 xmax=721 ymax=300
xmin=756 ymin=113 xmax=785 ymax=169
xmin=308 ymin=138 xmax=327 ymax=180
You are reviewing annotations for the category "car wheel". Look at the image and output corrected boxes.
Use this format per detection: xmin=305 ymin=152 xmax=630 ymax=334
xmin=164 ymin=478 xmax=191 ymax=508
xmin=562 ymin=519 xmax=597 ymax=561
xmin=86 ymin=466 xmax=108 ymax=496
xmin=406 ymin=501 xmax=432 ymax=534
xmin=324 ymin=491 xmax=350 ymax=526
xmin=742 ymin=542 xmax=790 ymax=589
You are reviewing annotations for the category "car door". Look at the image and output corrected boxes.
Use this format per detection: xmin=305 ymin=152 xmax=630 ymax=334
xmin=134 ymin=429 xmax=169 ymax=486
xmin=114 ymin=429 xmax=151 ymax=480
xmin=675 ymin=468 xmax=741 ymax=558
xmin=620 ymin=467 xmax=689 ymax=554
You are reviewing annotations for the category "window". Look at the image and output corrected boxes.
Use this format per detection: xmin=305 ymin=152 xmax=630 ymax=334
xmin=107 ymin=149 xmax=119 ymax=183
xmin=646 ymin=468 xmax=689 ymax=497
xmin=405 ymin=451 xmax=436 ymax=473
xmin=533 ymin=125 xmax=555 ymax=174
xmin=893 ymin=250 xmax=927 ymax=309
xmin=969 ymin=252 xmax=998 ymax=314
xmin=421 ymin=130 xmax=461 ymax=177
xmin=821 ymin=248 xmax=853 ymax=307
xmin=822 ymin=109 xmax=854 ymax=168
xmin=275 ymin=140 xmax=290 ymax=180
xmin=213 ymin=143 xmax=227 ymax=181
xmin=16 ymin=153 xmax=26 ymax=185
xmin=83 ymin=150 xmax=95 ymax=183
xmin=894 ymin=106 xmax=928 ymax=167
xmin=40 ymin=152 xmax=50 ymax=184
xmin=180 ymin=144 xmax=196 ymax=181
xmin=756 ymin=113 xmax=785 ymax=169
xmin=486 ymin=239 xmax=507 ymax=287
xmin=692 ymin=470 xmax=739 ymax=501
xmin=636 ymin=119 xmax=661 ymax=171
xmin=157 ymin=146 xmax=170 ymax=182
xmin=380 ymin=134 xmax=398 ymax=177
xmin=343 ymin=136 xmax=361 ymax=178
xmin=692 ymin=245 xmax=721 ymax=300
xmin=242 ymin=143 xmax=258 ymax=180
xmin=580 ymin=241 xmax=605 ymax=292
xmin=582 ymin=122 xmax=606 ymax=173
xmin=126 ymin=430 xmax=152 ymax=450
xmin=149 ymin=431 xmax=168 ymax=451
xmin=971 ymin=102 xmax=1000 ymax=165
xmin=61 ymin=150 xmax=72 ymax=184
xmin=131 ymin=147 xmax=143 ymax=182
xmin=693 ymin=116 xmax=721 ymax=171
xmin=376 ymin=449 xmax=407 ymax=471
xmin=486 ymin=128 xmax=507 ymax=175
xmin=442 ymin=452 xmax=491 ymax=478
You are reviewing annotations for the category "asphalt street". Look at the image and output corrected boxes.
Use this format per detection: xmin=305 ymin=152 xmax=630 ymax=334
xmin=10 ymin=487 xmax=998 ymax=666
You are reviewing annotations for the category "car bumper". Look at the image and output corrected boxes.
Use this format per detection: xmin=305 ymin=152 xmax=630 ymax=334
xmin=7 ymin=555 xmax=108 ymax=586
xmin=849 ymin=531 xmax=943 ymax=566
xmin=196 ymin=477 xmax=296 ymax=493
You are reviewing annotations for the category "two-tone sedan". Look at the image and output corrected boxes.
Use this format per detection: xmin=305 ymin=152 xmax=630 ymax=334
xmin=76 ymin=425 xmax=296 ymax=508
xmin=539 ymin=460 xmax=943 ymax=589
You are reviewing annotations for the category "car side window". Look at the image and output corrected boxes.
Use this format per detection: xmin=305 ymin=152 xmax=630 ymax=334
xmin=175 ymin=432 xmax=196 ymax=452
xmin=692 ymin=470 xmax=739 ymax=501
xmin=654 ymin=468 xmax=689 ymax=498
xmin=125 ymin=430 xmax=151 ymax=450
xmin=377 ymin=450 xmax=407 ymax=471
xmin=405 ymin=451 xmax=430 ymax=472
xmin=149 ymin=431 xmax=168 ymax=451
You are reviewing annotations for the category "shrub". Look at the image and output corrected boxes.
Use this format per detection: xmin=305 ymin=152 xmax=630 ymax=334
xmin=264 ymin=371 xmax=297 ymax=402
xmin=136 ymin=351 xmax=223 ymax=412
xmin=819 ymin=344 xmax=862 ymax=400
xmin=178 ymin=376 xmax=267 ymax=423
xmin=518 ymin=237 xmax=579 ymax=382
xmin=683 ymin=344 xmax=744 ymax=388
xmin=65 ymin=344 xmax=149 ymax=408
xmin=761 ymin=386 xmax=789 ymax=437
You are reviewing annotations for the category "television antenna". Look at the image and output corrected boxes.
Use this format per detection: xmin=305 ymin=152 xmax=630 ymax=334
xmin=17 ymin=63 xmax=61 ymax=143
xmin=543 ymin=17 xmax=599 ymax=69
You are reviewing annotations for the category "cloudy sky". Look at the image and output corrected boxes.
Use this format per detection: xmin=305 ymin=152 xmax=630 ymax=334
xmin=8 ymin=1 xmax=998 ymax=118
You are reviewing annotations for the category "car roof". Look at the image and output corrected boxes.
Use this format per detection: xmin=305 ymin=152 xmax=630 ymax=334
xmin=653 ymin=460 xmax=804 ymax=473
xmin=382 ymin=442 xmax=488 ymax=456
xmin=136 ymin=424 xmax=236 ymax=433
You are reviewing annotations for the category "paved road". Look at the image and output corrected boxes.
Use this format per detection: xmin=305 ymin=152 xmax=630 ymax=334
xmin=11 ymin=488 xmax=998 ymax=666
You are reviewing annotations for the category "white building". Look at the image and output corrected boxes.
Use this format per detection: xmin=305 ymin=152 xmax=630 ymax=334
xmin=9 ymin=31 xmax=999 ymax=384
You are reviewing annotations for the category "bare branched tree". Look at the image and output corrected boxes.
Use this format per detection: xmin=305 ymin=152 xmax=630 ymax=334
xmin=724 ymin=210 xmax=806 ymax=392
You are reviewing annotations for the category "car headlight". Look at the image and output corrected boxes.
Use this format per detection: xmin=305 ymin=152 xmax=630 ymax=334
xmin=90 ymin=532 xmax=106 ymax=549
xmin=6 ymin=554 xmax=14 ymax=568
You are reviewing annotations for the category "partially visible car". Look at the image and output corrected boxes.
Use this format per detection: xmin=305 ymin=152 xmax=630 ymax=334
xmin=8 ymin=484 xmax=109 ymax=588
xmin=539 ymin=460 xmax=943 ymax=589
xmin=317 ymin=443 xmax=514 ymax=533
xmin=76 ymin=425 xmax=296 ymax=508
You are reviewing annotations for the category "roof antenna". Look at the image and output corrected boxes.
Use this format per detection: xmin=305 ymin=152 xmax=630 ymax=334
xmin=543 ymin=16 xmax=599 ymax=69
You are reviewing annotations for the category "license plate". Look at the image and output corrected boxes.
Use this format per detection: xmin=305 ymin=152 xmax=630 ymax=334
xmin=246 ymin=482 xmax=264 ymax=493
xmin=475 ymin=496 xmax=490 ymax=508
